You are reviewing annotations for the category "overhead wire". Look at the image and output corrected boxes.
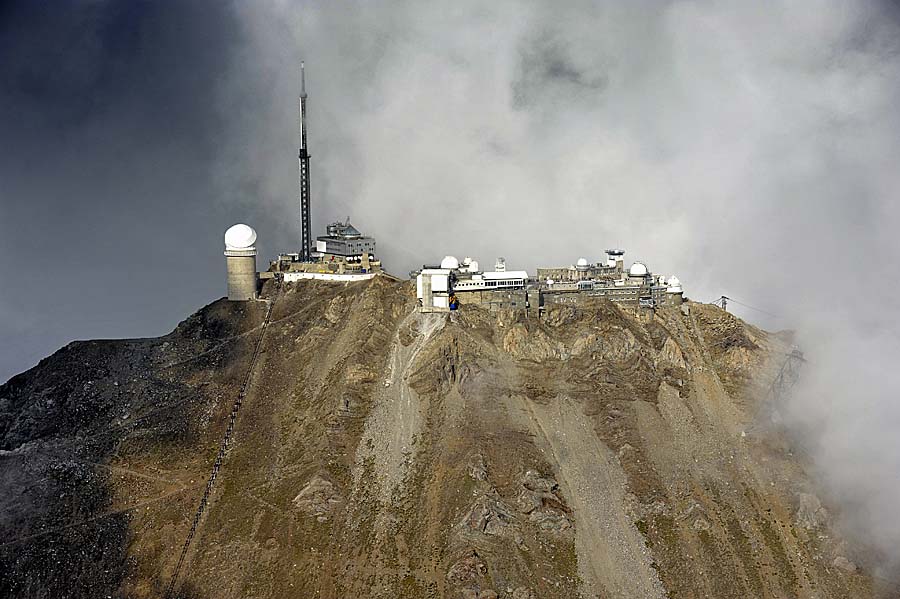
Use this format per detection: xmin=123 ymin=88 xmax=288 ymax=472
xmin=712 ymin=295 xmax=780 ymax=319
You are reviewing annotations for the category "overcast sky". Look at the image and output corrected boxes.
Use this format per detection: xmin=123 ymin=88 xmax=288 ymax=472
xmin=3 ymin=0 xmax=900 ymax=573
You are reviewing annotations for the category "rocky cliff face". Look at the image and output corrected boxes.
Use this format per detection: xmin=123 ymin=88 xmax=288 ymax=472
xmin=0 ymin=278 xmax=880 ymax=598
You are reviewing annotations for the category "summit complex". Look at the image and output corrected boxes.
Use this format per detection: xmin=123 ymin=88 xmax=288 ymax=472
xmin=224 ymin=65 xmax=685 ymax=317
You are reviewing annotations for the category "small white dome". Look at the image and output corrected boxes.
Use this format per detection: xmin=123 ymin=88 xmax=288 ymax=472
xmin=468 ymin=260 xmax=479 ymax=273
xmin=440 ymin=255 xmax=460 ymax=270
xmin=629 ymin=262 xmax=649 ymax=277
xmin=666 ymin=275 xmax=683 ymax=293
xmin=225 ymin=223 xmax=257 ymax=250
xmin=576 ymin=257 xmax=588 ymax=267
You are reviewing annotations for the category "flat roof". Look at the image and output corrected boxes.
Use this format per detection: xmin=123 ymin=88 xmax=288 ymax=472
xmin=317 ymin=235 xmax=375 ymax=241
xmin=482 ymin=270 xmax=529 ymax=280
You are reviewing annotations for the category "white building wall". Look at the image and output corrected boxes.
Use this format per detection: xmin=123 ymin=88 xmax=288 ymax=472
xmin=431 ymin=274 xmax=449 ymax=292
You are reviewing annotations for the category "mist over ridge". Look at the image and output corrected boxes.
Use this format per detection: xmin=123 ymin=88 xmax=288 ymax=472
xmin=3 ymin=0 xmax=900 ymax=576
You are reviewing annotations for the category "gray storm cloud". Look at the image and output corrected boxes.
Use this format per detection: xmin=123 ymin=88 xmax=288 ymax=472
xmin=2 ymin=0 xmax=900 ymax=576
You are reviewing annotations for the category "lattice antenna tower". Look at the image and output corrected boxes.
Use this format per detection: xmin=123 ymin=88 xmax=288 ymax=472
xmin=298 ymin=61 xmax=312 ymax=261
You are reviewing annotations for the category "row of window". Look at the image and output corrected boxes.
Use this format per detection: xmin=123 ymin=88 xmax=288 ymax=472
xmin=484 ymin=279 xmax=525 ymax=287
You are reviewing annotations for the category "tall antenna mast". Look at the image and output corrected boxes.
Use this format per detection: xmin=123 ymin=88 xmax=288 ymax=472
xmin=298 ymin=61 xmax=312 ymax=261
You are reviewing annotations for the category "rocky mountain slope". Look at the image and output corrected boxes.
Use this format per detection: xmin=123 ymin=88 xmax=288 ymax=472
xmin=0 ymin=277 xmax=883 ymax=598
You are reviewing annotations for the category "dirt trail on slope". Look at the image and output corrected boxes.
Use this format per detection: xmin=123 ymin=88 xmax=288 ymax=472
xmin=514 ymin=395 xmax=668 ymax=599
xmin=354 ymin=310 xmax=444 ymax=505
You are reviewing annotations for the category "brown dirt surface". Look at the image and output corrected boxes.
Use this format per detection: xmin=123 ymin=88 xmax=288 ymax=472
xmin=0 ymin=279 xmax=886 ymax=598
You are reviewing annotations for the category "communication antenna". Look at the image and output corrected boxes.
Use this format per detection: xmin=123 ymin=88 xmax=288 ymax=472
xmin=298 ymin=61 xmax=312 ymax=261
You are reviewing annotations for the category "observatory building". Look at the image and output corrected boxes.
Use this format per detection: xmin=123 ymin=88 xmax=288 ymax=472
xmin=316 ymin=219 xmax=376 ymax=257
xmin=415 ymin=256 xmax=529 ymax=313
xmin=271 ymin=215 xmax=382 ymax=281
xmin=414 ymin=249 xmax=685 ymax=313
xmin=224 ymin=223 xmax=258 ymax=301
xmin=536 ymin=248 xmax=626 ymax=282
xmin=536 ymin=249 xmax=684 ymax=309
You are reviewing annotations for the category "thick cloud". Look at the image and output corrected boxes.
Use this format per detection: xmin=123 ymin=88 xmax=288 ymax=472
xmin=3 ymin=0 xmax=900 ymax=574
xmin=0 ymin=2 xmax=246 ymax=381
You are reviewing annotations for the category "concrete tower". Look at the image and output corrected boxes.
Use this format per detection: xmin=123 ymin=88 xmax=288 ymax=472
xmin=606 ymin=248 xmax=625 ymax=268
xmin=666 ymin=276 xmax=684 ymax=306
xmin=298 ymin=61 xmax=312 ymax=261
xmin=224 ymin=223 xmax=258 ymax=301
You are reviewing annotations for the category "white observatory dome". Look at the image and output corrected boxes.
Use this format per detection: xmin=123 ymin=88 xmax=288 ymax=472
xmin=667 ymin=275 xmax=683 ymax=293
xmin=629 ymin=262 xmax=649 ymax=277
xmin=440 ymin=255 xmax=460 ymax=270
xmin=224 ymin=223 xmax=257 ymax=250
xmin=576 ymin=257 xmax=588 ymax=267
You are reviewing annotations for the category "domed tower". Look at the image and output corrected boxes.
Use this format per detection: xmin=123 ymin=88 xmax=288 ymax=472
xmin=666 ymin=275 xmax=684 ymax=306
xmin=224 ymin=224 xmax=258 ymax=301
xmin=628 ymin=262 xmax=649 ymax=279
xmin=576 ymin=257 xmax=589 ymax=281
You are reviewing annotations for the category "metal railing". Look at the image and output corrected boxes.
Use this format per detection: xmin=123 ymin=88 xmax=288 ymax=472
xmin=164 ymin=291 xmax=277 ymax=598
